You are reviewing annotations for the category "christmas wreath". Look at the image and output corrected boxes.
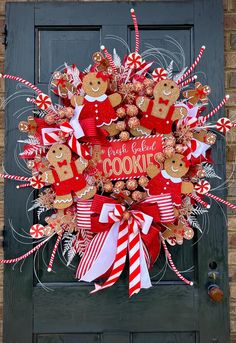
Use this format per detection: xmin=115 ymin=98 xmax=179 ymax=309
xmin=0 ymin=9 xmax=234 ymax=297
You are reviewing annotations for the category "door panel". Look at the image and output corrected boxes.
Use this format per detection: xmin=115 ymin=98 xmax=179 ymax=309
xmin=4 ymin=1 xmax=229 ymax=343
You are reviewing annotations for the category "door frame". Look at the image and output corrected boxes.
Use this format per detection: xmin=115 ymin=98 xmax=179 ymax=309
xmin=4 ymin=2 xmax=229 ymax=342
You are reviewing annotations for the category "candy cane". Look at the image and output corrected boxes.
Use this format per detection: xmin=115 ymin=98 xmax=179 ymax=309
xmin=26 ymin=97 xmax=36 ymax=104
xmin=178 ymin=75 xmax=197 ymax=88
xmin=100 ymin=45 xmax=118 ymax=75
xmin=47 ymin=234 xmax=62 ymax=272
xmin=16 ymin=183 xmax=31 ymax=189
xmin=0 ymin=237 xmax=50 ymax=264
xmin=162 ymin=238 xmax=193 ymax=286
xmin=130 ymin=8 xmax=140 ymax=53
xmin=0 ymin=173 xmax=31 ymax=182
xmin=0 ymin=73 xmax=42 ymax=94
xmin=205 ymin=193 xmax=236 ymax=211
xmin=201 ymin=95 xmax=229 ymax=123
xmin=177 ymin=46 xmax=205 ymax=83
xmin=187 ymin=193 xmax=210 ymax=209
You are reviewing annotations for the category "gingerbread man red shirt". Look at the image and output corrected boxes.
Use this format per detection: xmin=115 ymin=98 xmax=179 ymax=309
xmin=147 ymin=169 xmax=182 ymax=206
xmin=79 ymin=94 xmax=118 ymax=127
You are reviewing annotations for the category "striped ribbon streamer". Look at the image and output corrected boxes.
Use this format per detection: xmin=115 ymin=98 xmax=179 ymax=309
xmin=177 ymin=46 xmax=205 ymax=83
xmin=47 ymin=234 xmax=62 ymax=272
xmin=0 ymin=73 xmax=42 ymax=94
xmin=130 ymin=8 xmax=140 ymax=53
xmin=162 ymin=238 xmax=193 ymax=286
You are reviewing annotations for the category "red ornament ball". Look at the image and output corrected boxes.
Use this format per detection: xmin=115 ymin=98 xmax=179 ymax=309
xmin=138 ymin=176 xmax=149 ymax=188
xmin=128 ymin=117 xmax=140 ymax=129
xmin=126 ymin=179 xmax=138 ymax=191
xmin=104 ymin=181 xmax=113 ymax=193
xmin=116 ymin=107 xmax=126 ymax=118
xmin=126 ymin=105 xmax=138 ymax=117
xmin=131 ymin=191 xmax=143 ymax=201
xmin=116 ymin=121 xmax=126 ymax=131
xmin=119 ymin=131 xmax=130 ymax=141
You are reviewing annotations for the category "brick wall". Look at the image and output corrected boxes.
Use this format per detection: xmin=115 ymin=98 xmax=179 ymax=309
xmin=0 ymin=0 xmax=234 ymax=342
xmin=225 ymin=0 xmax=236 ymax=341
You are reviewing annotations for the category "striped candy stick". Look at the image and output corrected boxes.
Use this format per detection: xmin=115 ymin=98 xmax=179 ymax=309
xmin=0 ymin=73 xmax=42 ymax=94
xmin=130 ymin=8 xmax=140 ymax=53
xmin=128 ymin=231 xmax=141 ymax=296
xmin=205 ymin=193 xmax=236 ymax=211
xmin=177 ymin=46 xmax=205 ymax=83
xmin=187 ymin=193 xmax=210 ymax=209
xmin=47 ymin=234 xmax=63 ymax=272
xmin=178 ymin=75 xmax=197 ymax=88
xmin=26 ymin=97 xmax=36 ymax=104
xmin=91 ymin=222 xmax=129 ymax=294
xmin=201 ymin=95 xmax=230 ymax=123
xmin=16 ymin=183 xmax=31 ymax=189
xmin=0 ymin=173 xmax=31 ymax=182
xmin=162 ymin=238 xmax=193 ymax=286
xmin=0 ymin=237 xmax=50 ymax=264
xmin=100 ymin=45 xmax=118 ymax=75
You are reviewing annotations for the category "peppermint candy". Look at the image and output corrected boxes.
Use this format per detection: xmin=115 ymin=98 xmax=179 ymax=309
xmin=30 ymin=224 xmax=45 ymax=239
xmin=216 ymin=117 xmax=232 ymax=134
xmin=152 ymin=68 xmax=168 ymax=82
xmin=126 ymin=52 xmax=142 ymax=69
xmin=195 ymin=180 xmax=211 ymax=194
xmin=30 ymin=175 xmax=45 ymax=189
xmin=35 ymin=93 xmax=52 ymax=110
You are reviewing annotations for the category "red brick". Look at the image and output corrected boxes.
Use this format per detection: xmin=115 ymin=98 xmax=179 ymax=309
xmin=231 ymin=32 xmax=236 ymax=49
xmin=229 ymin=71 xmax=236 ymax=87
xmin=225 ymin=52 xmax=236 ymax=68
xmin=229 ymin=0 xmax=236 ymax=11
xmin=225 ymin=14 xmax=236 ymax=30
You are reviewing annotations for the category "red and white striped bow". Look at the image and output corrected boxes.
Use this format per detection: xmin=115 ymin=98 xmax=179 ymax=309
xmin=60 ymin=122 xmax=90 ymax=159
xmin=79 ymin=203 xmax=153 ymax=297
xmin=42 ymin=122 xmax=90 ymax=159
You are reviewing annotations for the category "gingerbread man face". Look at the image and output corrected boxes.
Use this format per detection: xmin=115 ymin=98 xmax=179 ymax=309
xmin=154 ymin=79 xmax=180 ymax=102
xmin=82 ymin=72 xmax=108 ymax=98
xmin=47 ymin=144 xmax=72 ymax=167
xmin=164 ymin=153 xmax=189 ymax=178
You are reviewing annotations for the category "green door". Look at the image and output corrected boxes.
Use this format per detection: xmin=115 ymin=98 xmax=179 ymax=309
xmin=4 ymin=1 xmax=229 ymax=342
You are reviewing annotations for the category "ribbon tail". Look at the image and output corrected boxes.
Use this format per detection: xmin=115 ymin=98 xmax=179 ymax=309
xmin=70 ymin=105 xmax=85 ymax=139
xmin=140 ymin=240 xmax=152 ymax=289
xmin=68 ymin=135 xmax=90 ymax=160
xmin=128 ymin=232 xmax=141 ymax=297
xmin=128 ymin=234 xmax=152 ymax=297
xmin=77 ymin=222 xmax=119 ymax=281
xmin=91 ymin=223 xmax=129 ymax=294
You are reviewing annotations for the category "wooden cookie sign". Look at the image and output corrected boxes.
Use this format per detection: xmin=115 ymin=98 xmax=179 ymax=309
xmin=91 ymin=135 xmax=163 ymax=180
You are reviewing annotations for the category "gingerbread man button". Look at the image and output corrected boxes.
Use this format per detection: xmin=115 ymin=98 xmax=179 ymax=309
xmin=133 ymin=79 xmax=188 ymax=135
xmin=42 ymin=143 xmax=96 ymax=209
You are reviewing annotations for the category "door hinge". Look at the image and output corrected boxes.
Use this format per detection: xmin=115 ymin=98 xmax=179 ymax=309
xmin=2 ymin=24 xmax=7 ymax=49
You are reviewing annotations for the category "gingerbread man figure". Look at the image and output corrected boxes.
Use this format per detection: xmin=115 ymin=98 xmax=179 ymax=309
xmin=18 ymin=116 xmax=38 ymax=135
xmin=42 ymin=143 xmax=96 ymax=209
xmin=162 ymin=221 xmax=194 ymax=246
xmin=71 ymin=72 xmax=122 ymax=138
xmin=146 ymin=153 xmax=193 ymax=223
xmin=183 ymin=82 xmax=211 ymax=107
xmin=133 ymin=79 xmax=188 ymax=136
